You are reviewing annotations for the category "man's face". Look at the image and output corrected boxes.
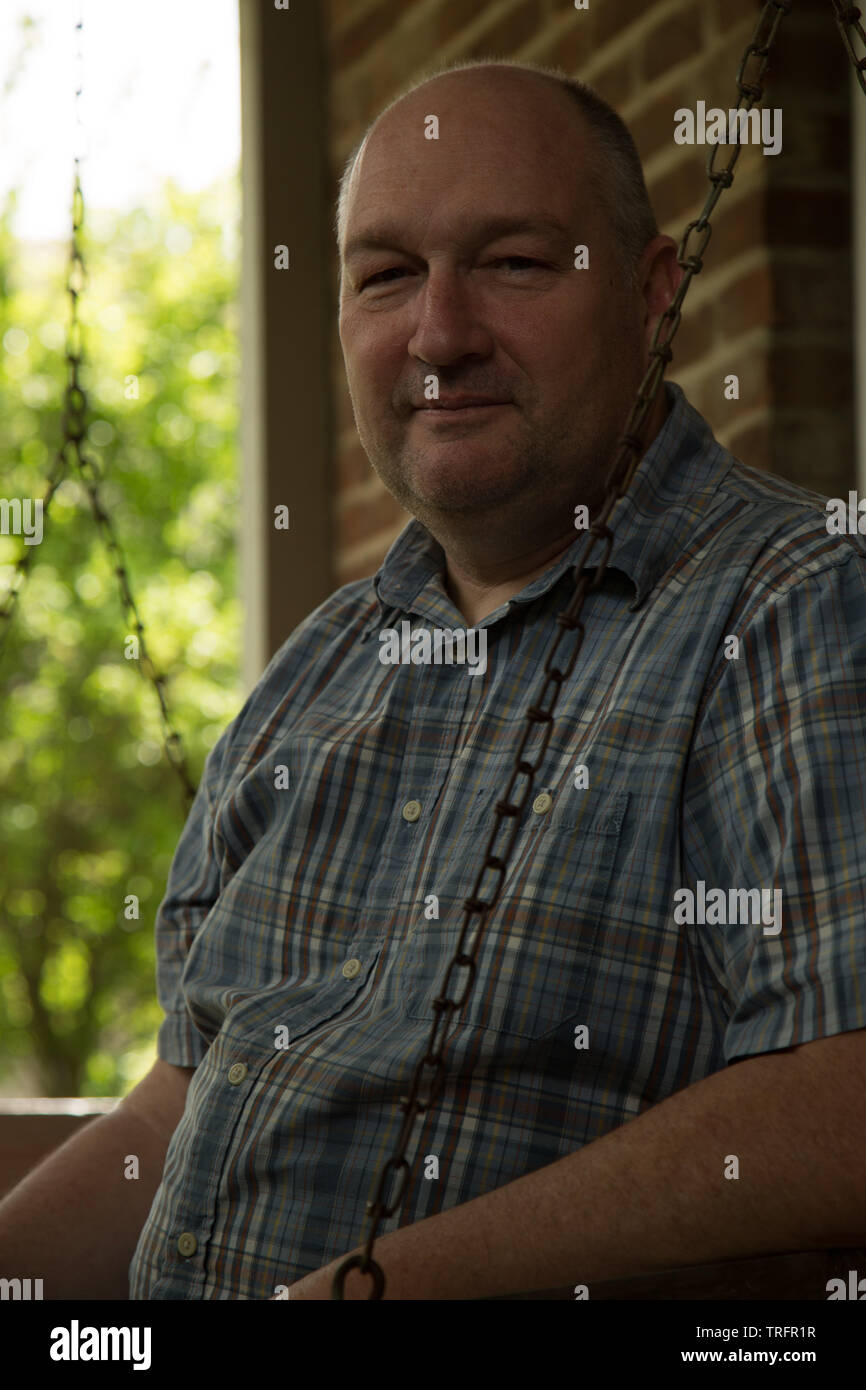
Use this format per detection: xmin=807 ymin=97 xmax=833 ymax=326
xmin=338 ymin=70 xmax=647 ymax=533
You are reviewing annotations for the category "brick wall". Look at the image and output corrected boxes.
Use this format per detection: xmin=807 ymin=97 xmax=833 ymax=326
xmin=326 ymin=0 xmax=854 ymax=584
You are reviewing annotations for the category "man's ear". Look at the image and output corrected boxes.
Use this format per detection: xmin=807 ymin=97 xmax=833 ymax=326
xmin=638 ymin=235 xmax=683 ymax=347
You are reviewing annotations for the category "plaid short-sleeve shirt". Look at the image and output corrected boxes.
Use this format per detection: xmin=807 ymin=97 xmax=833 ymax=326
xmin=129 ymin=381 xmax=866 ymax=1299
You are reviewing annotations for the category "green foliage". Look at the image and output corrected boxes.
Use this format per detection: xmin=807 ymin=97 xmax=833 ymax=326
xmin=0 ymin=175 xmax=243 ymax=1096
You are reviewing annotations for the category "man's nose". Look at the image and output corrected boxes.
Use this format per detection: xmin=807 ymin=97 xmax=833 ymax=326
xmin=407 ymin=268 xmax=494 ymax=368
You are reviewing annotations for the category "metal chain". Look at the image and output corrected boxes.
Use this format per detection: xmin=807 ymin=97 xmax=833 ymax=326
xmin=332 ymin=0 xmax=798 ymax=1299
xmin=0 ymin=17 xmax=196 ymax=812
xmin=830 ymin=0 xmax=866 ymax=91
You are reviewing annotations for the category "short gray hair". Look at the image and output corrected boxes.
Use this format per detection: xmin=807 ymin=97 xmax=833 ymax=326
xmin=335 ymin=58 xmax=658 ymax=283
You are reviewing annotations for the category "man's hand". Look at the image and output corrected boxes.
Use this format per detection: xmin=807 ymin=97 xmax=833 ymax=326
xmin=0 ymin=1059 xmax=194 ymax=1299
xmin=269 ymin=1248 xmax=372 ymax=1300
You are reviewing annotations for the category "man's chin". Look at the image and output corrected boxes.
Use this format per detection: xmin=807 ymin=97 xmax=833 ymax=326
xmin=398 ymin=477 xmax=532 ymax=523
xmin=368 ymin=437 xmax=537 ymax=518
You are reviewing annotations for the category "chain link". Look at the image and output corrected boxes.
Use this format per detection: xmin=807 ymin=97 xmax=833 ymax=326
xmin=830 ymin=0 xmax=866 ymax=92
xmin=0 ymin=17 xmax=196 ymax=813
xmin=331 ymin=0 xmax=800 ymax=1300
xmin=6 ymin=0 xmax=864 ymax=1300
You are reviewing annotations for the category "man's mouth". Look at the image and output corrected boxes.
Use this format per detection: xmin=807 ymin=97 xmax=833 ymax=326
xmin=414 ymin=396 xmax=511 ymax=413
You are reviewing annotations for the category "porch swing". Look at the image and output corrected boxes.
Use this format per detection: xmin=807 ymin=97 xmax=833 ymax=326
xmin=2 ymin=1 xmax=865 ymax=1303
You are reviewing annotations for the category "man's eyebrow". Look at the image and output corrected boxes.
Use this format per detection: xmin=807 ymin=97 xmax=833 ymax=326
xmin=342 ymin=216 xmax=571 ymax=264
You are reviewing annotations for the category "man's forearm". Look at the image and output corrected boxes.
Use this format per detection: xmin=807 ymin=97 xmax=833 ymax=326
xmin=294 ymin=1029 xmax=866 ymax=1299
xmin=0 ymin=1107 xmax=169 ymax=1299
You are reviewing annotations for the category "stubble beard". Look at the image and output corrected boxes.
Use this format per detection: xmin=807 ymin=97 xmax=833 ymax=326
xmin=364 ymin=408 xmax=607 ymax=531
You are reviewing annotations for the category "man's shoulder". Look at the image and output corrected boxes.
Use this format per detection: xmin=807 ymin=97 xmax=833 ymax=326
xmin=718 ymin=451 xmax=833 ymax=523
xmin=255 ymin=574 xmax=378 ymax=689
xmin=282 ymin=574 xmax=378 ymax=645
xmin=659 ymin=386 xmax=863 ymax=566
xmin=209 ymin=575 xmax=378 ymax=769
xmin=693 ymin=448 xmax=866 ymax=600
xmin=624 ymin=387 xmax=866 ymax=607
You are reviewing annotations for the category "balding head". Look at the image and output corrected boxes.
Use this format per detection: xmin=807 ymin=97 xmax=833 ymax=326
xmin=336 ymin=60 xmax=657 ymax=285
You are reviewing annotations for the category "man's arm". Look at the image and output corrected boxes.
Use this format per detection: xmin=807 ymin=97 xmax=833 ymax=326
xmin=287 ymin=1029 xmax=866 ymax=1299
xmin=0 ymin=1059 xmax=195 ymax=1300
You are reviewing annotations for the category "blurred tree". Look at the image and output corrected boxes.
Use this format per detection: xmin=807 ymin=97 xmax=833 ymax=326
xmin=0 ymin=174 xmax=243 ymax=1095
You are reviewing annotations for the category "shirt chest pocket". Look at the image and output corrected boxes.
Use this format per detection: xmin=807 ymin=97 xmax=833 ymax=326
xmin=404 ymin=789 xmax=629 ymax=1044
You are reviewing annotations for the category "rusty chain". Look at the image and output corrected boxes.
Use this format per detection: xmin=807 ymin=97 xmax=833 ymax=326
xmin=0 ymin=17 xmax=196 ymax=812
xmin=830 ymin=0 xmax=866 ymax=92
xmin=331 ymin=0 xmax=803 ymax=1299
xmin=3 ymin=0 xmax=864 ymax=1301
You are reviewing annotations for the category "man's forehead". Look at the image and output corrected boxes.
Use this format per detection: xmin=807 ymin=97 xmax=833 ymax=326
xmin=343 ymin=213 xmax=574 ymax=263
xmin=374 ymin=64 xmax=579 ymax=130
xmin=345 ymin=93 xmax=596 ymax=247
xmin=362 ymin=71 xmax=589 ymax=163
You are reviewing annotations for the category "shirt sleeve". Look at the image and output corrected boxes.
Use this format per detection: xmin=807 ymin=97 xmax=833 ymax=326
xmin=152 ymin=727 xmax=231 ymax=1068
xmin=148 ymin=587 xmax=371 ymax=1070
xmin=684 ymin=547 xmax=866 ymax=1063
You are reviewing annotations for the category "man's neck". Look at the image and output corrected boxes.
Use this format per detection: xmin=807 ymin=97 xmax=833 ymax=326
xmin=443 ymin=530 xmax=577 ymax=627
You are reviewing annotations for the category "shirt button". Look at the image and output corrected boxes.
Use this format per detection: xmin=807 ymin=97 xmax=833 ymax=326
xmin=227 ymin=1062 xmax=248 ymax=1085
xmin=402 ymin=800 xmax=421 ymax=822
xmin=342 ymin=958 xmax=362 ymax=980
xmin=177 ymin=1232 xmax=198 ymax=1257
xmin=532 ymin=792 xmax=553 ymax=815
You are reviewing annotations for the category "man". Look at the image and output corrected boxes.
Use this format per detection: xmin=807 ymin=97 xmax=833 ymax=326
xmin=2 ymin=59 xmax=865 ymax=1302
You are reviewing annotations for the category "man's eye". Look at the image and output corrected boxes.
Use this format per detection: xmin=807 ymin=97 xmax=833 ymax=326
xmin=360 ymin=267 xmax=409 ymax=289
xmin=358 ymin=257 xmax=544 ymax=290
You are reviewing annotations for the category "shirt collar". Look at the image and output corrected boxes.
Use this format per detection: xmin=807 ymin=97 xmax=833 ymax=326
xmin=365 ymin=381 xmax=734 ymax=630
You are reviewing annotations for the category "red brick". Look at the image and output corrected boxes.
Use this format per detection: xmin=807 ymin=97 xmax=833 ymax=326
xmin=332 ymin=68 xmax=375 ymax=140
xmin=710 ymin=0 xmax=762 ymax=36
xmin=630 ymin=83 xmax=682 ymax=165
xmin=332 ymin=0 xmax=425 ymax=68
xmin=768 ymin=412 xmax=854 ymax=494
xmin=711 ymin=185 xmax=767 ymax=265
xmin=765 ymin=188 xmax=850 ymax=249
xmin=336 ymin=437 xmax=374 ymax=491
xmin=766 ymin=110 xmax=850 ymax=180
xmin=722 ymin=414 xmax=772 ymax=473
xmin=628 ymin=30 xmax=757 ymax=165
xmin=766 ymin=4 xmax=845 ymax=98
xmin=771 ymin=340 xmax=853 ymax=412
xmin=669 ymin=297 xmax=716 ymax=370
xmin=434 ymin=0 xmax=483 ymax=47
xmin=367 ymin=49 xmax=411 ymax=110
xmin=545 ymin=6 xmax=648 ymax=77
xmin=463 ymin=0 xmax=545 ymax=60
xmin=772 ymin=22 xmax=849 ymax=98
xmin=716 ymin=260 xmax=775 ymax=338
xmin=339 ymin=486 xmax=411 ymax=548
xmin=327 ymin=0 xmax=364 ymax=31
xmin=585 ymin=0 xmax=640 ymax=55
xmin=586 ymin=48 xmax=637 ymax=109
xmin=639 ymin=4 xmax=704 ymax=86
xmin=773 ymin=257 xmax=851 ymax=331
xmin=647 ymin=155 xmax=705 ymax=231
xmin=536 ymin=14 xmax=595 ymax=75
xmin=688 ymin=342 xmax=771 ymax=419
xmin=372 ymin=7 xmax=446 ymax=79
